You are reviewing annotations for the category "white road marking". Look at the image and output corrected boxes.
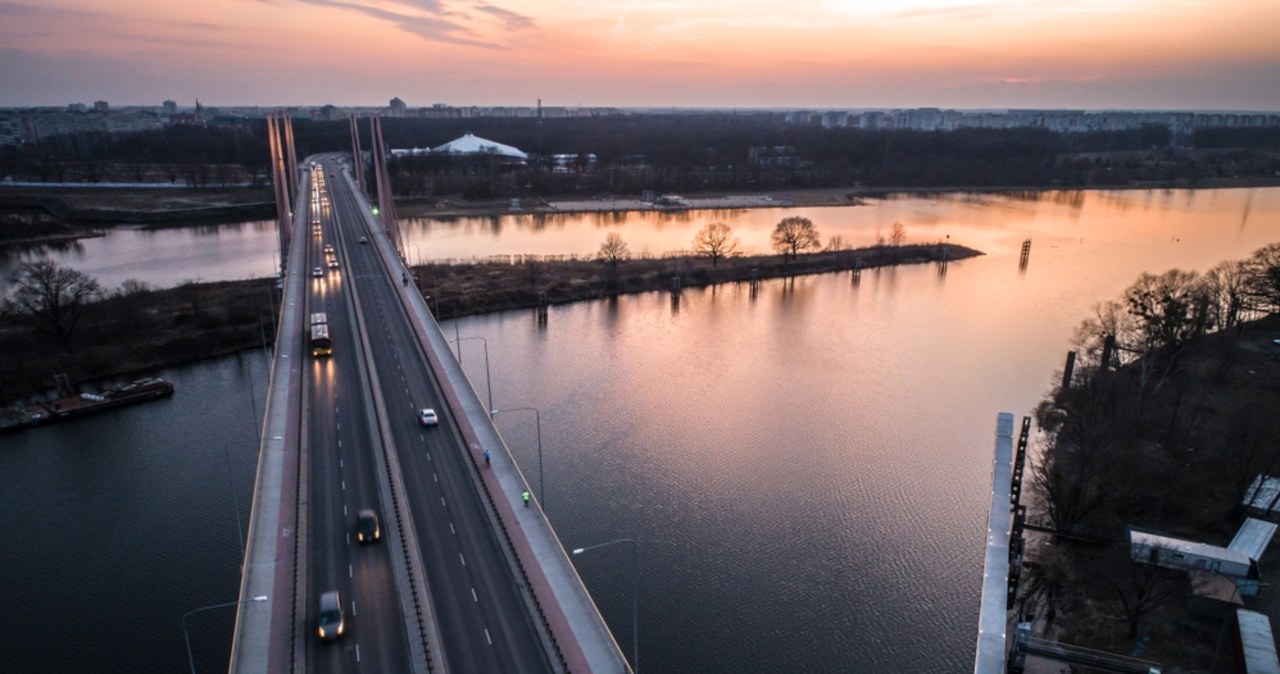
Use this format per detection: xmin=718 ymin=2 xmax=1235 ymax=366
xmin=337 ymin=439 xmax=342 ymax=448
xmin=449 ymin=523 xmax=455 ymax=535
xmin=343 ymin=505 xmax=347 ymax=516
xmin=339 ymin=459 xmax=344 ymax=469
xmin=433 ymin=473 xmax=438 ymax=483
xmin=441 ymin=496 xmax=447 ymax=507
xmin=336 ymin=422 xmax=341 ymax=431
xmin=351 ymin=600 xmax=357 ymax=616
xmin=459 ymin=553 xmax=467 ymax=567
xmin=341 ymin=480 xmax=346 ymax=491
xmin=346 ymin=533 xmax=351 ymax=545
xmin=484 ymin=628 xmax=492 ymax=645
xmin=471 ymin=588 xmax=478 ymax=602
xmin=348 ymin=564 xmax=353 ymax=578
xmin=356 ymin=644 xmax=361 ymax=662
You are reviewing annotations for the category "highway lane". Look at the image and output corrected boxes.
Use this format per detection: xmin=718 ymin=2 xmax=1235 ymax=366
xmin=327 ymin=162 xmax=555 ymax=673
xmin=303 ymin=162 xmax=414 ymax=673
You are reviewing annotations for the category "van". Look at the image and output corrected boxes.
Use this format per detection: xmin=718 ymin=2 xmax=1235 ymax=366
xmin=317 ymin=590 xmax=344 ymax=641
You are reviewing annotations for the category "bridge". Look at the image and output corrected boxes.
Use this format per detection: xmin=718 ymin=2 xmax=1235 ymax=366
xmin=226 ymin=117 xmax=629 ymax=672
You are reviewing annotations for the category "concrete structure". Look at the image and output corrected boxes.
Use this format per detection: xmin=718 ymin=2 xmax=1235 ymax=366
xmin=1230 ymin=518 xmax=1278 ymax=562
xmin=1237 ymin=609 xmax=1280 ymax=674
xmin=974 ymin=412 xmax=1015 ymax=674
xmin=1129 ymin=530 xmax=1262 ymax=596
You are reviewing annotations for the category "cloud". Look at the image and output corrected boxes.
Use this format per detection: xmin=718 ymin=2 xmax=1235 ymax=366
xmin=281 ymin=0 xmax=502 ymax=47
xmin=473 ymin=3 xmax=534 ymax=30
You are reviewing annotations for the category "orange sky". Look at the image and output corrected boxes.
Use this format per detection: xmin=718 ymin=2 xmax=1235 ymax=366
xmin=1 ymin=0 xmax=1277 ymax=109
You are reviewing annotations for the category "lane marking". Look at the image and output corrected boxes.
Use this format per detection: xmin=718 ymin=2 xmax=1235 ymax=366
xmin=346 ymin=533 xmax=351 ymax=546
xmin=433 ymin=472 xmax=438 ymax=483
xmin=356 ymin=644 xmax=361 ymax=662
xmin=449 ymin=523 xmax=455 ymax=535
xmin=441 ymin=496 xmax=447 ymax=507
xmin=459 ymin=553 xmax=467 ymax=567
xmin=471 ymin=588 xmax=478 ymax=603
xmin=484 ymin=628 xmax=492 ymax=645
xmin=351 ymin=600 xmax=357 ymax=616
xmin=341 ymin=480 xmax=346 ymax=491
xmin=339 ymin=459 xmax=344 ymax=469
xmin=343 ymin=505 xmax=347 ymax=517
xmin=349 ymin=564 xmax=353 ymax=578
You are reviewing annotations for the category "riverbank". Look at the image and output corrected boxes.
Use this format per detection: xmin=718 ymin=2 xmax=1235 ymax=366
xmin=0 ymin=242 xmax=977 ymax=406
xmin=1019 ymin=313 xmax=1280 ymax=670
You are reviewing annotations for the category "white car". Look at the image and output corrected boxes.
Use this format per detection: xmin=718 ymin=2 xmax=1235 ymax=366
xmin=312 ymin=267 xmax=323 ymax=277
xmin=418 ymin=408 xmax=439 ymax=426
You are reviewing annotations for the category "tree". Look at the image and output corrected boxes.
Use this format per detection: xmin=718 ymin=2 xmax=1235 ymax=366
xmin=890 ymin=222 xmax=906 ymax=247
xmin=692 ymin=222 xmax=740 ymax=267
xmin=771 ymin=216 xmax=820 ymax=260
xmin=1111 ymin=545 xmax=1184 ymax=639
xmin=2 ymin=259 xmax=101 ymax=346
xmin=1202 ymin=259 xmax=1253 ymax=331
xmin=1245 ymin=242 xmax=1280 ymax=313
xmin=598 ymin=232 xmax=630 ymax=267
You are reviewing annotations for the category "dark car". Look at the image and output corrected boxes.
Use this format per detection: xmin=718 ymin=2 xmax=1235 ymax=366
xmin=356 ymin=509 xmax=380 ymax=543
xmin=317 ymin=590 xmax=344 ymax=641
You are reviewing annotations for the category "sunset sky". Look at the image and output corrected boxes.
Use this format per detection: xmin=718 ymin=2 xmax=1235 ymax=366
xmin=1 ymin=0 xmax=1278 ymax=110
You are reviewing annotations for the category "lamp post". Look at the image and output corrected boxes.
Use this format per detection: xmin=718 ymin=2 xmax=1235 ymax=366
xmin=448 ymin=336 xmax=492 ymax=415
xmin=491 ymin=406 xmax=543 ymax=508
xmin=572 ymin=539 xmax=638 ymax=673
xmin=183 ymin=595 xmax=267 ymax=674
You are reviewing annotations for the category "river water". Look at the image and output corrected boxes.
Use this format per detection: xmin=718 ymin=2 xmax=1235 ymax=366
xmin=1 ymin=187 xmax=1276 ymax=672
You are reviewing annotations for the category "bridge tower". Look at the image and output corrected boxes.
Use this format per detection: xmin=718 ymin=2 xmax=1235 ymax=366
xmin=266 ymin=114 xmax=295 ymax=273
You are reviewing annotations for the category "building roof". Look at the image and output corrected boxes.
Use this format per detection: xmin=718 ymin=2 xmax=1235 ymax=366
xmin=1130 ymin=530 xmax=1254 ymax=570
xmin=1238 ymin=609 xmax=1280 ymax=674
xmin=1244 ymin=474 xmax=1280 ymax=517
xmin=432 ymin=132 xmax=527 ymax=159
xmin=1230 ymin=518 xmax=1278 ymax=562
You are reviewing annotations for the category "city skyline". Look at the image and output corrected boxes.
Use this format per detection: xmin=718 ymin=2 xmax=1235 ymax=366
xmin=1 ymin=0 xmax=1278 ymax=111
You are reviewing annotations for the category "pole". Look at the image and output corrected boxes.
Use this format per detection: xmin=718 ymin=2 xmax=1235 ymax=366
xmin=492 ymin=406 xmax=543 ymax=509
xmin=572 ymin=539 xmax=638 ymax=673
xmin=451 ymin=336 xmax=493 ymax=420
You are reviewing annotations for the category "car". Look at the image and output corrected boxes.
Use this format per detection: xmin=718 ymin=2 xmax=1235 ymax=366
xmin=323 ymin=244 xmax=334 ymax=255
xmin=317 ymin=591 xmax=345 ymax=641
xmin=327 ymin=258 xmax=339 ymax=269
xmin=359 ymin=236 xmax=368 ymax=244
xmin=356 ymin=509 xmax=380 ymax=543
xmin=312 ymin=267 xmax=323 ymax=277
xmin=418 ymin=408 xmax=439 ymax=426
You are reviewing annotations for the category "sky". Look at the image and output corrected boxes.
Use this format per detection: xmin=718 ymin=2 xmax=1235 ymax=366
xmin=1 ymin=0 xmax=1278 ymax=111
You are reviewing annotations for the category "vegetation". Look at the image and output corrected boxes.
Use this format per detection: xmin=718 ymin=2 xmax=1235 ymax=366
xmin=0 ymin=262 xmax=278 ymax=404
xmin=1023 ymin=242 xmax=1280 ymax=666
xmin=771 ymin=217 xmax=821 ymax=260
xmin=3 ymin=113 xmax=1277 ymax=199
xmin=691 ymin=222 xmax=740 ymax=267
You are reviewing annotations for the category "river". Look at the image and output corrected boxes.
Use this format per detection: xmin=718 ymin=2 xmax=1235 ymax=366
xmin=1 ymin=187 xmax=1276 ymax=671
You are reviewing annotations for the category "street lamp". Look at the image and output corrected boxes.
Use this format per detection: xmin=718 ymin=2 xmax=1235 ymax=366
xmin=183 ymin=595 xmax=267 ymax=674
xmin=491 ymin=406 xmax=543 ymax=508
xmin=448 ymin=335 xmax=493 ymax=414
xmin=572 ymin=539 xmax=638 ymax=673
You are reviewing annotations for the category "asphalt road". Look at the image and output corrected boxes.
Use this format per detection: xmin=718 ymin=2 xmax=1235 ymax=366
xmin=305 ymin=156 xmax=554 ymax=673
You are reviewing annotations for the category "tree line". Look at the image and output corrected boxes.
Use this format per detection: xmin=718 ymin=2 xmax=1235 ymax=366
xmin=2 ymin=113 xmax=1276 ymax=194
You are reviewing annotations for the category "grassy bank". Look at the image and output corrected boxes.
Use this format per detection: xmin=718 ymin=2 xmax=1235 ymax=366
xmin=0 ymin=243 xmax=976 ymax=405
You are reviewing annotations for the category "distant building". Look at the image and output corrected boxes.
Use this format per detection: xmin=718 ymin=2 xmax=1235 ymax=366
xmin=162 ymin=100 xmax=177 ymax=115
xmin=389 ymin=97 xmax=407 ymax=116
xmin=93 ymin=100 xmax=109 ymax=112
xmin=432 ymin=132 xmax=528 ymax=160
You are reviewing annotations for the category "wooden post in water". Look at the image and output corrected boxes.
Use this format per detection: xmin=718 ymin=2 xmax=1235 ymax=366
xmin=1018 ymin=238 xmax=1032 ymax=271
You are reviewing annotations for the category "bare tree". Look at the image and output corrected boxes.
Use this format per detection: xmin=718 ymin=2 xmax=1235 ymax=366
xmin=771 ymin=216 xmax=820 ymax=261
xmin=1245 ymin=242 xmax=1280 ymax=313
xmin=2 ymin=259 xmax=101 ymax=346
xmin=1111 ymin=545 xmax=1184 ymax=639
xmin=692 ymin=222 xmax=740 ymax=267
xmin=1202 ymin=259 xmax=1253 ymax=331
xmin=825 ymin=235 xmax=846 ymax=252
xmin=890 ymin=222 xmax=906 ymax=247
xmin=598 ymin=232 xmax=630 ymax=267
